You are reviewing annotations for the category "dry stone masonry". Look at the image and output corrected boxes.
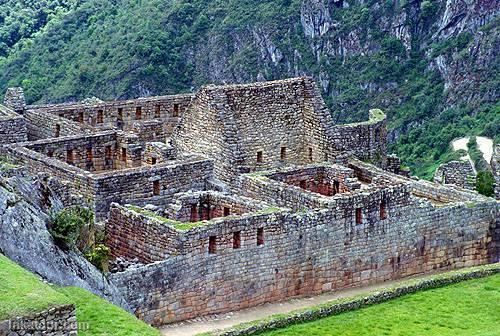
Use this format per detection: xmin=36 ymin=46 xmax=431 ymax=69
xmin=434 ymin=160 xmax=477 ymax=190
xmin=1 ymin=77 xmax=498 ymax=327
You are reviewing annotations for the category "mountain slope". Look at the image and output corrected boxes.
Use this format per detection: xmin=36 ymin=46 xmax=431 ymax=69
xmin=0 ymin=0 xmax=498 ymax=178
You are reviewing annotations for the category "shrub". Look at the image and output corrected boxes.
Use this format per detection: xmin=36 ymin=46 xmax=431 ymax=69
xmin=48 ymin=206 xmax=93 ymax=250
xmin=476 ymin=171 xmax=494 ymax=197
xmin=85 ymin=244 xmax=110 ymax=272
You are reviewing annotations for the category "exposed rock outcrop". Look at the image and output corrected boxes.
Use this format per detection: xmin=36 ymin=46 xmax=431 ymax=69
xmin=0 ymin=168 xmax=130 ymax=311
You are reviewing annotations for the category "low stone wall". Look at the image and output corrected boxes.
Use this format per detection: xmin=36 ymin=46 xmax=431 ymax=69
xmin=492 ymin=145 xmax=499 ymax=200
xmin=434 ymin=160 xmax=476 ymax=190
xmin=0 ymin=304 xmax=77 ymax=336
xmin=214 ymin=265 xmax=500 ymax=336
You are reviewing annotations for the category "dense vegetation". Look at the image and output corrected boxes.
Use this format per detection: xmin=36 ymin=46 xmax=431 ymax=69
xmin=261 ymin=273 xmax=500 ymax=336
xmin=0 ymin=0 xmax=498 ymax=178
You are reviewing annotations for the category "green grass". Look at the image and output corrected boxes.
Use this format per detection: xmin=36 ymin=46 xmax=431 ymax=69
xmin=56 ymin=287 xmax=160 ymax=336
xmin=260 ymin=274 xmax=500 ymax=336
xmin=0 ymin=254 xmax=71 ymax=320
xmin=0 ymin=254 xmax=159 ymax=335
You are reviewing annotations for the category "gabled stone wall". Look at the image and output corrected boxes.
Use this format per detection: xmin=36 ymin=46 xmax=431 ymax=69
xmin=0 ymin=105 xmax=27 ymax=144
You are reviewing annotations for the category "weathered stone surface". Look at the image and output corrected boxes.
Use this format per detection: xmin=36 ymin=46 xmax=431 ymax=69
xmin=434 ymin=160 xmax=476 ymax=190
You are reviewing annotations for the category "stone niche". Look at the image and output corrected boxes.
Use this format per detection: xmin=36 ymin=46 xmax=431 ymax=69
xmin=164 ymin=191 xmax=266 ymax=222
xmin=267 ymin=165 xmax=361 ymax=196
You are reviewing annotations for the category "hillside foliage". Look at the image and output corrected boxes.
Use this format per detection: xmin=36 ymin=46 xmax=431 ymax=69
xmin=0 ymin=0 xmax=498 ymax=178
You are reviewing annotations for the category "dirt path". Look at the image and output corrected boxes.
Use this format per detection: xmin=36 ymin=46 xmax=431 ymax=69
xmin=451 ymin=136 xmax=494 ymax=166
xmin=160 ymin=273 xmax=438 ymax=336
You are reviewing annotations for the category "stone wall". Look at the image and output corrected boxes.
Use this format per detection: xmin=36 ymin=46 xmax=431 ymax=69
xmin=106 ymin=197 xmax=274 ymax=264
xmin=23 ymin=109 xmax=92 ymax=140
xmin=0 ymin=105 xmax=27 ymax=144
xmin=92 ymin=156 xmax=214 ymax=220
xmin=434 ymin=160 xmax=476 ymax=190
xmin=26 ymin=93 xmax=193 ymax=137
xmin=3 ymin=87 xmax=26 ymax=114
xmin=172 ymin=77 xmax=342 ymax=184
xmin=493 ymin=145 xmax=499 ymax=200
xmin=108 ymin=180 xmax=497 ymax=325
xmin=0 ymin=304 xmax=77 ymax=336
xmin=330 ymin=109 xmax=387 ymax=166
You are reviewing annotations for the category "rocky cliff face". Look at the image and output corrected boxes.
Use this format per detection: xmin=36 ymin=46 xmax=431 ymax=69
xmin=0 ymin=167 xmax=129 ymax=310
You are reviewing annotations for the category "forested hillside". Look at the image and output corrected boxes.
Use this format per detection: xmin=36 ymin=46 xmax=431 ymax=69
xmin=0 ymin=0 xmax=498 ymax=178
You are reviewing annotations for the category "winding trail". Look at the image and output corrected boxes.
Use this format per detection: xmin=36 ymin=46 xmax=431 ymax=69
xmin=160 ymin=272 xmax=443 ymax=336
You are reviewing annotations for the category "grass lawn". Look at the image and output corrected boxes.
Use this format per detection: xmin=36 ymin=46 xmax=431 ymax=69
xmin=56 ymin=287 xmax=160 ymax=336
xmin=261 ymin=274 xmax=500 ymax=336
xmin=0 ymin=254 xmax=159 ymax=336
xmin=0 ymin=254 xmax=71 ymax=320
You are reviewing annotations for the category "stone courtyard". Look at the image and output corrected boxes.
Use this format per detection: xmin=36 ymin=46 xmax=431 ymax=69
xmin=0 ymin=77 xmax=498 ymax=326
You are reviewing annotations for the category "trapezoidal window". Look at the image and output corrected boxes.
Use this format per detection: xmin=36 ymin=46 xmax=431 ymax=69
xmin=135 ymin=106 xmax=142 ymax=120
xmin=117 ymin=108 xmax=123 ymax=121
xmin=150 ymin=157 xmax=157 ymax=165
xmin=257 ymin=228 xmax=264 ymax=246
xmin=223 ymin=207 xmax=230 ymax=217
xmin=155 ymin=105 xmax=161 ymax=118
xmin=54 ymin=124 xmax=60 ymax=138
xmin=308 ymin=147 xmax=313 ymax=162
xmin=97 ymin=110 xmax=104 ymax=123
xmin=256 ymin=151 xmax=263 ymax=163
xmin=208 ymin=236 xmax=216 ymax=254
xmin=233 ymin=231 xmax=241 ymax=249
xmin=78 ymin=112 xmax=84 ymax=123
xmin=153 ymin=180 xmax=160 ymax=196
xmin=380 ymin=201 xmax=387 ymax=220
xmin=355 ymin=208 xmax=362 ymax=225
xmin=173 ymin=104 xmax=179 ymax=117
xmin=280 ymin=147 xmax=287 ymax=160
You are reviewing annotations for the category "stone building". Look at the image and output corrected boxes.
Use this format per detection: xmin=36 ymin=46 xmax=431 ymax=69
xmin=434 ymin=160 xmax=477 ymax=190
xmin=1 ymin=77 xmax=498 ymax=326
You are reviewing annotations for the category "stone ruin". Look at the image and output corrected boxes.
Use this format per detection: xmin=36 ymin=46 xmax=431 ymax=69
xmin=434 ymin=160 xmax=477 ymax=190
xmin=0 ymin=77 xmax=498 ymax=326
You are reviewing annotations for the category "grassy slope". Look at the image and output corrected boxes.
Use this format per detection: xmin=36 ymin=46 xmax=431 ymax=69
xmin=56 ymin=287 xmax=160 ymax=336
xmin=261 ymin=274 xmax=500 ymax=336
xmin=0 ymin=254 xmax=71 ymax=320
xmin=0 ymin=254 xmax=159 ymax=336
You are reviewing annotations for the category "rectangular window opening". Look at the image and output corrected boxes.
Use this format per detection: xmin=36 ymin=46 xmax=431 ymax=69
xmin=97 ymin=110 xmax=104 ymax=124
xmin=155 ymin=105 xmax=161 ymax=118
xmin=223 ymin=207 xmax=230 ymax=217
xmin=105 ymin=146 xmax=112 ymax=160
xmin=233 ymin=231 xmax=241 ymax=249
xmin=78 ymin=112 xmax=84 ymax=123
xmin=117 ymin=108 xmax=123 ymax=121
xmin=86 ymin=148 xmax=93 ymax=162
xmin=280 ymin=147 xmax=287 ymax=160
xmin=208 ymin=236 xmax=216 ymax=254
xmin=190 ymin=204 xmax=198 ymax=222
xmin=257 ymin=228 xmax=264 ymax=246
xmin=153 ymin=180 xmax=160 ymax=196
xmin=380 ymin=201 xmax=387 ymax=220
xmin=55 ymin=124 xmax=60 ymax=138
xmin=308 ymin=147 xmax=313 ymax=162
xmin=355 ymin=208 xmax=362 ymax=224
xmin=173 ymin=104 xmax=179 ymax=117
xmin=135 ymin=106 xmax=142 ymax=120
xmin=151 ymin=157 xmax=157 ymax=165
xmin=66 ymin=149 xmax=74 ymax=164
xmin=121 ymin=148 xmax=127 ymax=162
xmin=256 ymin=151 xmax=263 ymax=163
